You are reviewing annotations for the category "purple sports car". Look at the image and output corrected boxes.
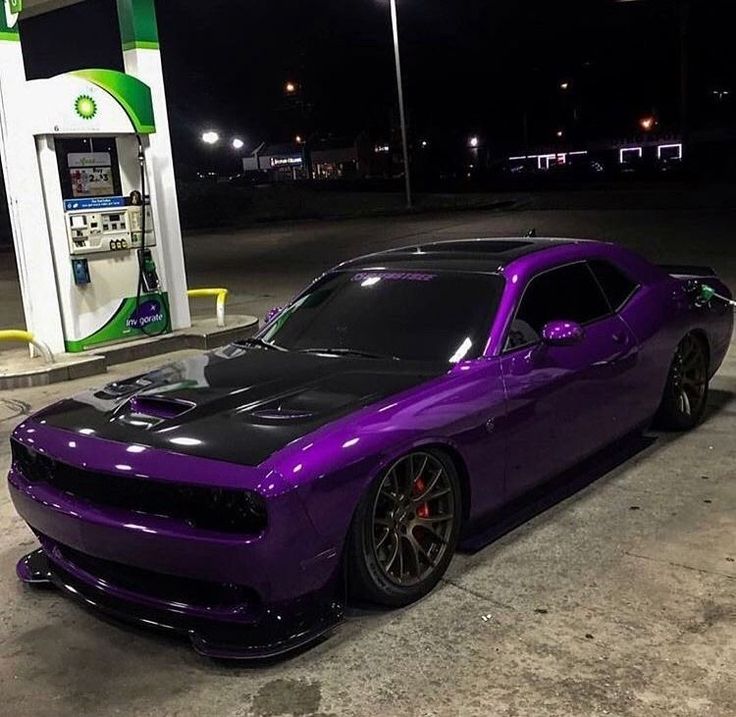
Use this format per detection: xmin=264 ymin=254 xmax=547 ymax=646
xmin=8 ymin=238 xmax=733 ymax=658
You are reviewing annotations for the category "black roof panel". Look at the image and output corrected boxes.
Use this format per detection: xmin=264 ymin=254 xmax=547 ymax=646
xmin=338 ymin=238 xmax=580 ymax=274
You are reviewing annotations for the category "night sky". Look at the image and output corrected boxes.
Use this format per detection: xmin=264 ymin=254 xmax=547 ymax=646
xmin=16 ymin=0 xmax=736 ymax=171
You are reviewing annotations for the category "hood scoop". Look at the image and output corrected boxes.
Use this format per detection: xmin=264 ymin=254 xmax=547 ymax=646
xmin=126 ymin=396 xmax=196 ymax=420
xmin=240 ymin=386 xmax=370 ymax=425
xmin=249 ymin=407 xmax=315 ymax=422
xmin=111 ymin=396 xmax=196 ymax=431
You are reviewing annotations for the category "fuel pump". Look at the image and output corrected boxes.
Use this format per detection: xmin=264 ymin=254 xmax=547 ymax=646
xmin=0 ymin=0 xmax=193 ymax=358
xmin=24 ymin=69 xmax=174 ymax=352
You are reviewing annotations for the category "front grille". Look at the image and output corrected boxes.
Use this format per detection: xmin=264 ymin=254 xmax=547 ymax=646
xmin=50 ymin=539 xmax=257 ymax=609
xmin=11 ymin=440 xmax=267 ymax=535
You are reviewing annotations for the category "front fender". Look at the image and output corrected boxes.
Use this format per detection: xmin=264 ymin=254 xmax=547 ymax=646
xmin=293 ymin=434 xmax=467 ymax=545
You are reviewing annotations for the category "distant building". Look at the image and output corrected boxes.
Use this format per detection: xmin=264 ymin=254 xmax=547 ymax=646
xmin=505 ymin=134 xmax=684 ymax=175
xmin=242 ymin=142 xmax=308 ymax=181
xmin=241 ymin=134 xmax=401 ymax=182
xmin=310 ymin=135 xmax=365 ymax=180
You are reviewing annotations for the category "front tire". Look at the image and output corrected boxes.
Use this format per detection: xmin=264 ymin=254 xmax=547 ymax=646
xmin=656 ymin=333 xmax=709 ymax=430
xmin=347 ymin=450 xmax=461 ymax=607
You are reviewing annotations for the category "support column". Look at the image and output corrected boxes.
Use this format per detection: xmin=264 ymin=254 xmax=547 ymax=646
xmin=116 ymin=0 xmax=191 ymax=331
xmin=0 ymin=5 xmax=66 ymax=353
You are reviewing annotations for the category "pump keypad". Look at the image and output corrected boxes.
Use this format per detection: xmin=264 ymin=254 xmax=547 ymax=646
xmin=66 ymin=208 xmax=154 ymax=256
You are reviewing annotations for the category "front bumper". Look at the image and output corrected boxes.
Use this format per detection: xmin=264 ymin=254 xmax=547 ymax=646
xmin=16 ymin=546 xmax=343 ymax=660
xmin=7 ymin=423 xmax=345 ymax=659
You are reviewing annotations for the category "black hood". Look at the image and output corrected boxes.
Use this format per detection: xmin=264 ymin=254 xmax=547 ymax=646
xmin=33 ymin=345 xmax=445 ymax=466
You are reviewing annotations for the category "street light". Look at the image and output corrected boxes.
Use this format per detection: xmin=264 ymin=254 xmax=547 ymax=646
xmin=232 ymin=138 xmax=245 ymax=150
xmin=201 ymin=131 xmax=220 ymax=145
xmin=639 ymin=115 xmax=656 ymax=131
xmin=469 ymin=136 xmax=480 ymax=149
xmin=285 ymin=81 xmax=297 ymax=94
xmin=383 ymin=0 xmax=412 ymax=209
xmin=560 ymin=81 xmax=570 ymax=91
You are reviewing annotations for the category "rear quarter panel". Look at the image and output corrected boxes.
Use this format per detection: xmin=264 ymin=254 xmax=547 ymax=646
xmin=605 ymin=260 xmax=733 ymax=417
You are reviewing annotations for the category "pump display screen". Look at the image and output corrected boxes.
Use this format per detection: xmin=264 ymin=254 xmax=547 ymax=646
xmin=55 ymin=138 xmax=123 ymax=201
xmin=68 ymin=153 xmax=115 ymax=198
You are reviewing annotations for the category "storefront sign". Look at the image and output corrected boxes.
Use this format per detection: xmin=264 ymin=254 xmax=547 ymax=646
xmin=271 ymin=156 xmax=302 ymax=167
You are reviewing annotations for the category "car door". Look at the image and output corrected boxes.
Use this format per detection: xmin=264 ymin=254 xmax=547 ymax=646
xmin=499 ymin=261 xmax=639 ymax=499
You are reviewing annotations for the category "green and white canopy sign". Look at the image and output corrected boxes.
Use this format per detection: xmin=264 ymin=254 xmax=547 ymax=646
xmin=23 ymin=69 xmax=156 ymax=135
xmin=1 ymin=0 xmax=20 ymax=40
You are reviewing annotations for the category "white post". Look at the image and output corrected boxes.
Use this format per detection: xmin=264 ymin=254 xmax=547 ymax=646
xmin=116 ymin=0 xmax=191 ymax=332
xmin=0 ymin=8 xmax=66 ymax=354
xmin=389 ymin=0 xmax=412 ymax=210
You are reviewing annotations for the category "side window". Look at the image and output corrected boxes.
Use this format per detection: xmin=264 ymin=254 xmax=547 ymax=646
xmin=505 ymin=263 xmax=610 ymax=350
xmin=588 ymin=259 xmax=638 ymax=311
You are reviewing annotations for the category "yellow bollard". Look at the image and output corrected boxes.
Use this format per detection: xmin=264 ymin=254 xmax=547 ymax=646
xmin=0 ymin=330 xmax=55 ymax=363
xmin=187 ymin=288 xmax=229 ymax=328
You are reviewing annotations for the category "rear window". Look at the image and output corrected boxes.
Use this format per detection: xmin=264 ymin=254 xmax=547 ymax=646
xmin=589 ymin=260 xmax=639 ymax=310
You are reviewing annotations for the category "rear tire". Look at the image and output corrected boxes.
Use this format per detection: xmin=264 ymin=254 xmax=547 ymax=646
xmin=655 ymin=333 xmax=709 ymax=431
xmin=347 ymin=449 xmax=461 ymax=607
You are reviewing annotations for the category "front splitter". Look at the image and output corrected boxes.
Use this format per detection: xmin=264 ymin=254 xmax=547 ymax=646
xmin=17 ymin=548 xmax=344 ymax=660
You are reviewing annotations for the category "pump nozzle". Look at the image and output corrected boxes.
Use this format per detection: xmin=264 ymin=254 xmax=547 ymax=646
xmin=699 ymin=284 xmax=717 ymax=303
xmin=699 ymin=283 xmax=736 ymax=308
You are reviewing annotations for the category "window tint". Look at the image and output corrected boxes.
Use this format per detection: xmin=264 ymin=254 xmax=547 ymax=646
xmin=264 ymin=271 xmax=504 ymax=363
xmin=505 ymin=263 xmax=610 ymax=350
xmin=589 ymin=260 xmax=638 ymax=311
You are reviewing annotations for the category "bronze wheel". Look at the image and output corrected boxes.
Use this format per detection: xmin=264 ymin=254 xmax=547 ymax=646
xmin=348 ymin=449 xmax=461 ymax=607
xmin=656 ymin=333 xmax=709 ymax=430
xmin=371 ymin=452 xmax=456 ymax=587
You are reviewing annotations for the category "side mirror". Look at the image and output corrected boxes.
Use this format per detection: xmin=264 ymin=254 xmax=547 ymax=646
xmin=263 ymin=306 xmax=284 ymax=325
xmin=541 ymin=320 xmax=585 ymax=347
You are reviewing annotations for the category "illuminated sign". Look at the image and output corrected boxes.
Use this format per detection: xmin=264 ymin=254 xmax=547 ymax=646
xmin=619 ymin=147 xmax=643 ymax=164
xmin=271 ymin=156 xmax=302 ymax=167
xmin=508 ymin=150 xmax=588 ymax=170
xmin=657 ymin=143 xmax=683 ymax=160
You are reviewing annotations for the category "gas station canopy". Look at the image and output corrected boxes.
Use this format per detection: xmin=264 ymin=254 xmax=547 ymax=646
xmin=14 ymin=0 xmax=85 ymax=18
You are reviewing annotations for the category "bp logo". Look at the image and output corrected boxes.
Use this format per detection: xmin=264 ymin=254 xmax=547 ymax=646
xmin=74 ymin=95 xmax=97 ymax=120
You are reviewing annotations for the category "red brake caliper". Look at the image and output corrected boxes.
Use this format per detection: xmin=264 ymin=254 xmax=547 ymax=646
xmin=413 ymin=476 xmax=431 ymax=519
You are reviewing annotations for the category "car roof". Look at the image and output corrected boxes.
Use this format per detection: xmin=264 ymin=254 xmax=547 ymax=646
xmin=336 ymin=237 xmax=592 ymax=274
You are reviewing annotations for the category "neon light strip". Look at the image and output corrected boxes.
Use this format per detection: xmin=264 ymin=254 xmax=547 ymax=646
xmin=508 ymin=150 xmax=587 ymax=167
xmin=619 ymin=147 xmax=642 ymax=163
xmin=657 ymin=143 xmax=683 ymax=160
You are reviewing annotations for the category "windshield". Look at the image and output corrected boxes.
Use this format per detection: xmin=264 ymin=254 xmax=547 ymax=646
xmin=261 ymin=270 xmax=504 ymax=363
